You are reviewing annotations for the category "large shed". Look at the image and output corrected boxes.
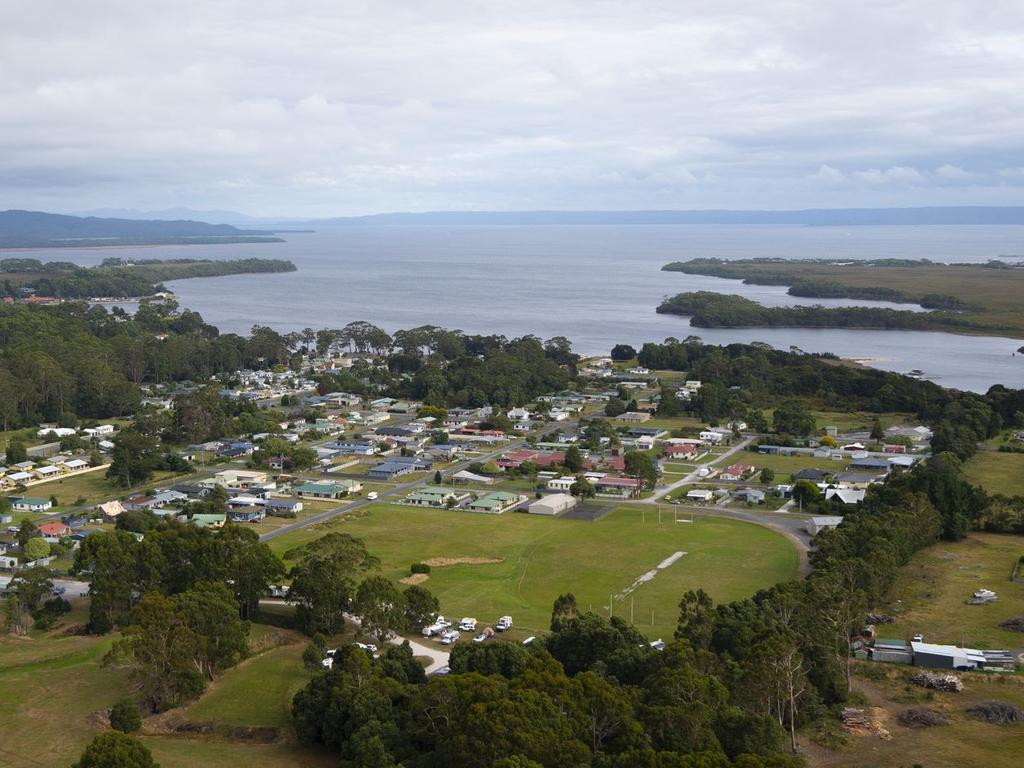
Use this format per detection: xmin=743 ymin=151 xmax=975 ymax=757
xmin=529 ymin=493 xmax=577 ymax=516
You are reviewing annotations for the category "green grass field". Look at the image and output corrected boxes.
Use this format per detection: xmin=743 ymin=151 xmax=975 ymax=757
xmin=268 ymin=503 xmax=800 ymax=638
xmin=879 ymin=533 xmax=1024 ymax=649
xmin=964 ymin=451 xmax=1024 ymax=496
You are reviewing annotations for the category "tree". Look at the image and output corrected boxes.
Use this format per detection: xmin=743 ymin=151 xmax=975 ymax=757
xmin=109 ymin=698 xmax=142 ymax=733
xmin=433 ymin=470 xmax=443 ymax=485
xmin=610 ymin=344 xmax=636 ymax=361
xmin=674 ymin=589 xmax=716 ymax=649
xmin=564 ymin=445 xmax=583 ymax=473
xmin=16 ymin=518 xmax=39 ymax=549
xmin=354 ymin=576 xmax=407 ymax=645
xmin=104 ymin=593 xmax=206 ymax=712
xmin=791 ymin=479 xmax=821 ymax=508
xmin=402 ymin=584 xmax=440 ymax=632
xmin=869 ymin=419 xmax=885 ymax=441
xmin=550 ymin=592 xmax=580 ymax=631
xmin=24 ymin=536 xmax=50 ymax=561
xmin=772 ymin=400 xmax=816 ymax=436
xmin=5 ymin=440 xmax=28 ymax=465
xmin=173 ymin=581 xmax=250 ymax=678
xmin=759 ymin=467 xmax=776 ymax=485
xmin=72 ymin=732 xmax=157 ymax=768
xmin=570 ymin=476 xmax=595 ymax=498
xmin=8 ymin=565 xmax=54 ymax=616
xmin=623 ymin=450 xmax=658 ymax=493
xmin=286 ymin=533 xmax=378 ymax=635
xmin=106 ymin=430 xmax=160 ymax=487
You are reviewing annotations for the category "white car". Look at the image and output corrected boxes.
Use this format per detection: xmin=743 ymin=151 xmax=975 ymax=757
xmin=458 ymin=617 xmax=477 ymax=632
xmin=473 ymin=632 xmax=488 ymax=643
xmin=354 ymin=642 xmax=378 ymax=653
xmin=439 ymin=630 xmax=460 ymax=645
xmin=367 ymin=492 xmax=378 ymax=500
xmin=496 ymin=615 xmax=513 ymax=631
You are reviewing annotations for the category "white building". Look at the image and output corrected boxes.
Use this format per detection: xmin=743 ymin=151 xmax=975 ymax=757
xmin=545 ymin=476 xmax=577 ymax=492
xmin=529 ymin=493 xmax=577 ymax=516
xmin=808 ymin=516 xmax=844 ymax=535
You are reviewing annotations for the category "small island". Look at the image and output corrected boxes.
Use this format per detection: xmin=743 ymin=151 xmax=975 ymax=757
xmin=0 ymin=256 xmax=297 ymax=301
xmin=661 ymin=258 xmax=1024 ymax=337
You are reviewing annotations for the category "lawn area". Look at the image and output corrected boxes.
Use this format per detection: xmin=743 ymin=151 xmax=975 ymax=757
xmin=268 ymin=503 xmax=800 ymax=639
xmin=24 ymin=468 xmax=194 ymax=514
xmin=183 ymin=639 xmax=312 ymax=728
xmin=879 ymin=533 xmax=1024 ymax=649
xmin=0 ymin=599 xmax=334 ymax=768
xmin=808 ymin=409 xmax=917 ymax=433
xmin=804 ymin=663 xmax=1024 ymax=768
xmin=734 ymin=452 xmax=851 ymax=483
xmin=0 ymin=600 xmax=132 ymax=768
xmin=964 ymin=450 xmax=1024 ymax=496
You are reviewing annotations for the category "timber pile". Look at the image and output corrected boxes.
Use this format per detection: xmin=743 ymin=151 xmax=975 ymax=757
xmin=911 ymin=672 xmax=963 ymax=692
xmin=897 ymin=708 xmax=950 ymax=728
xmin=840 ymin=708 xmax=891 ymax=739
xmin=866 ymin=612 xmax=895 ymax=624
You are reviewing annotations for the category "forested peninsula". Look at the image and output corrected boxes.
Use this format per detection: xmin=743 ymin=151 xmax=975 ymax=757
xmin=0 ymin=209 xmax=285 ymax=248
xmin=0 ymin=257 xmax=297 ymax=300
xmin=661 ymin=258 xmax=1024 ymax=336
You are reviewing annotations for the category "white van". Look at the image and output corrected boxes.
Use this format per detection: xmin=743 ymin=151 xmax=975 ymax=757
xmin=458 ymin=617 xmax=477 ymax=632
xmin=439 ymin=630 xmax=460 ymax=645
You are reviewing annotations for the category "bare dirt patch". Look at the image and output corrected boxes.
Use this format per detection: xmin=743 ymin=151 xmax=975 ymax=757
xmin=422 ymin=557 xmax=504 ymax=566
xmin=400 ymin=573 xmax=430 ymax=585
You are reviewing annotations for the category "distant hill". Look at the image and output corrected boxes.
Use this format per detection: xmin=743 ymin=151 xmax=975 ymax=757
xmin=309 ymin=206 xmax=1024 ymax=226
xmin=0 ymin=209 xmax=285 ymax=248
xmin=75 ymin=207 xmax=292 ymax=227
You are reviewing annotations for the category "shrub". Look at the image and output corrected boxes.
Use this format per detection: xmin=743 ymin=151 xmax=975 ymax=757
xmin=109 ymin=698 xmax=142 ymax=733
xmin=410 ymin=562 xmax=431 ymax=574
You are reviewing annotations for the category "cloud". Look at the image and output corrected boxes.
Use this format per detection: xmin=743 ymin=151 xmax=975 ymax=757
xmin=852 ymin=166 xmax=927 ymax=185
xmin=1 ymin=1 xmax=1024 ymax=214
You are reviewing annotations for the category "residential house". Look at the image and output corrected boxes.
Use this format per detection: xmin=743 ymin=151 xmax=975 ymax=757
xmin=663 ymin=443 xmax=699 ymax=460
xmin=686 ymin=489 xmax=714 ymax=503
xmin=593 ymin=476 xmax=642 ymax=496
xmin=719 ymin=463 xmax=755 ymax=482
xmin=404 ymin=486 xmax=471 ymax=507
xmin=265 ymin=498 xmax=303 ymax=515
xmin=95 ymin=500 xmax=125 ymax=519
xmin=825 ymin=488 xmax=866 ymax=505
xmin=699 ymin=430 xmax=724 ymax=443
xmin=793 ymin=468 xmax=833 ymax=483
xmin=293 ymin=482 xmax=355 ymax=500
xmin=615 ymin=411 xmax=651 ymax=424
xmin=545 ymin=476 xmax=577 ymax=492
xmin=467 ymin=492 xmax=524 ymax=514
xmin=448 ymin=470 xmax=494 ymax=485
xmin=8 ymin=496 xmax=52 ymax=512
xmin=733 ymin=487 xmax=765 ymax=504
xmin=38 ymin=522 xmax=71 ymax=540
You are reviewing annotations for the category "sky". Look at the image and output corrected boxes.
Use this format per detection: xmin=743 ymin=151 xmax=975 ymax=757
xmin=3 ymin=0 xmax=1024 ymax=217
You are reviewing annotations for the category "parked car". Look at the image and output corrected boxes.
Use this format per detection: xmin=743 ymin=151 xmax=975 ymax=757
xmin=458 ymin=617 xmax=477 ymax=632
xmin=434 ymin=665 xmax=451 ymax=676
xmin=367 ymin=492 xmax=378 ymax=500
xmin=496 ymin=615 xmax=513 ymax=631
xmin=422 ymin=615 xmax=452 ymax=637
xmin=354 ymin=642 xmax=378 ymax=653
xmin=912 ymin=633 xmax=924 ymax=642
xmin=439 ymin=629 xmax=460 ymax=645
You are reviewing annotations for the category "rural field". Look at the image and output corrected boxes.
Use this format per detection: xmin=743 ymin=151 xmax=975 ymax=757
xmin=804 ymin=662 xmax=1024 ymax=768
xmin=0 ymin=601 xmax=332 ymax=768
xmin=269 ymin=503 xmax=801 ymax=638
xmin=879 ymin=533 xmax=1024 ymax=649
xmin=965 ymin=450 xmax=1024 ymax=497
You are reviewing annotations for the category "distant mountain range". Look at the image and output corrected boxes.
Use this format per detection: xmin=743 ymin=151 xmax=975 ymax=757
xmin=0 ymin=210 xmax=285 ymax=248
xmin=75 ymin=207 xmax=287 ymax=227
xmin=309 ymin=206 xmax=1024 ymax=226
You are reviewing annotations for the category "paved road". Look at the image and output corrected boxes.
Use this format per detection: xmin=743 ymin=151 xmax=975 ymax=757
xmin=642 ymin=436 xmax=754 ymax=504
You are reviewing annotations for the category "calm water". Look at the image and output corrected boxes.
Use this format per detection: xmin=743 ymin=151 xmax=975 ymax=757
xmin=37 ymin=224 xmax=1024 ymax=392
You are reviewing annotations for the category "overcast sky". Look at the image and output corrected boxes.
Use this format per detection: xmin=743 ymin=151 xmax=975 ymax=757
xmin=3 ymin=0 xmax=1024 ymax=217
